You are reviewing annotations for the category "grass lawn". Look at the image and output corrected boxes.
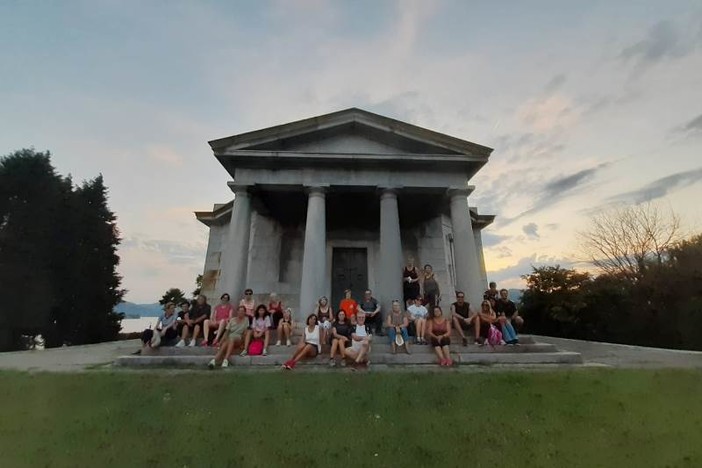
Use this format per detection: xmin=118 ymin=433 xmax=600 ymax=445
xmin=1 ymin=369 xmax=701 ymax=467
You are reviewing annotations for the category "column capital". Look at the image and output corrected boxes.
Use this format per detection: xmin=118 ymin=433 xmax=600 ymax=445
xmin=304 ymin=185 xmax=328 ymax=196
xmin=227 ymin=182 xmax=253 ymax=195
xmin=379 ymin=186 xmax=401 ymax=199
xmin=447 ymin=186 xmax=475 ymax=199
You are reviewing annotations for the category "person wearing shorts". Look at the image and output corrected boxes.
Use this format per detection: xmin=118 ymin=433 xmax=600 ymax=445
xmin=283 ymin=314 xmax=320 ymax=370
xmin=344 ymin=312 xmax=371 ymax=367
xmin=330 ymin=310 xmax=353 ymax=367
xmin=208 ymin=305 xmax=249 ymax=369
xmin=427 ymin=305 xmax=452 ymax=366
xmin=451 ymin=291 xmax=479 ymax=346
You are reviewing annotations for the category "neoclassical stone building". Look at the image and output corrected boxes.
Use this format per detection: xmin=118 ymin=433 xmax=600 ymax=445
xmin=195 ymin=108 xmax=494 ymax=319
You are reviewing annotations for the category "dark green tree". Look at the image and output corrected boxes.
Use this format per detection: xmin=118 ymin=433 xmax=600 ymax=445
xmin=159 ymin=288 xmax=186 ymax=306
xmin=192 ymin=274 xmax=203 ymax=298
xmin=0 ymin=149 xmax=124 ymax=350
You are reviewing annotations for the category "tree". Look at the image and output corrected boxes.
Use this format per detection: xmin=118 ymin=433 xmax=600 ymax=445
xmin=159 ymin=288 xmax=186 ymax=306
xmin=192 ymin=274 xmax=203 ymax=297
xmin=577 ymin=203 xmax=682 ymax=280
xmin=0 ymin=149 xmax=124 ymax=350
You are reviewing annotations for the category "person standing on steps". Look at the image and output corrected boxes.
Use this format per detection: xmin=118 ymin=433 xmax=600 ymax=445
xmin=421 ymin=264 xmax=441 ymax=309
xmin=402 ymin=256 xmax=420 ymax=306
xmin=283 ymin=314 xmax=320 ymax=370
xmin=451 ymin=291 xmax=480 ymax=346
xmin=208 ymin=305 xmax=249 ymax=369
xmin=386 ymin=300 xmax=411 ymax=355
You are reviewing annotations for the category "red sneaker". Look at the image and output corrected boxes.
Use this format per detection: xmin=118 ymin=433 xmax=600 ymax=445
xmin=212 ymin=339 xmax=219 ymax=347
xmin=439 ymin=359 xmax=446 ymax=366
xmin=201 ymin=341 xmax=209 ymax=347
xmin=446 ymin=359 xmax=453 ymax=366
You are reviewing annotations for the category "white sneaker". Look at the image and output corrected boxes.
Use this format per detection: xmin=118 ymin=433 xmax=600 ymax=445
xmin=175 ymin=340 xmax=185 ymax=347
xmin=188 ymin=340 xmax=196 ymax=347
xmin=240 ymin=350 xmax=248 ymax=357
xmin=221 ymin=359 xmax=229 ymax=368
xmin=275 ymin=340 xmax=281 ymax=346
xmin=207 ymin=359 xmax=215 ymax=369
xmin=263 ymin=348 xmax=268 ymax=356
xmin=286 ymin=339 xmax=291 ymax=346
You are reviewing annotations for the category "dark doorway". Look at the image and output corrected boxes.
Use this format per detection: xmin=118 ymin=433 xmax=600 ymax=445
xmin=331 ymin=247 xmax=368 ymax=312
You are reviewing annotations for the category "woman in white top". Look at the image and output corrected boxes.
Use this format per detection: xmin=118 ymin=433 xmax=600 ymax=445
xmin=283 ymin=314 xmax=320 ymax=370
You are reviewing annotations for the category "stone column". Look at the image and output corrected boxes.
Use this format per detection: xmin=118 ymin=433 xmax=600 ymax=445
xmin=473 ymin=227 xmax=488 ymax=289
xmin=378 ymin=188 xmax=403 ymax=326
xmin=299 ymin=187 xmax=327 ymax=320
xmin=220 ymin=185 xmax=252 ymax=300
xmin=449 ymin=188 xmax=484 ymax=308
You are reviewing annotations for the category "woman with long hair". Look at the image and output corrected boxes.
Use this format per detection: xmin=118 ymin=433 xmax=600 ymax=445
xmin=275 ymin=307 xmax=294 ymax=346
xmin=282 ymin=314 xmax=320 ymax=370
xmin=316 ymin=296 xmax=333 ymax=346
xmin=329 ymin=310 xmax=352 ymax=367
xmin=427 ymin=306 xmax=452 ymax=366
xmin=402 ymin=256 xmax=420 ymax=306
xmin=421 ymin=264 xmax=440 ymax=309
xmin=241 ymin=304 xmax=271 ymax=356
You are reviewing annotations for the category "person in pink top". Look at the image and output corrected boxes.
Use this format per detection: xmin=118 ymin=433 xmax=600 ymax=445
xmin=239 ymin=288 xmax=255 ymax=324
xmin=202 ymin=293 xmax=234 ymax=347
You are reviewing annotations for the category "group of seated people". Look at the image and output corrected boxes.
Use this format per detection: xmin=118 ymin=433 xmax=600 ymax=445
xmin=141 ymin=281 xmax=523 ymax=369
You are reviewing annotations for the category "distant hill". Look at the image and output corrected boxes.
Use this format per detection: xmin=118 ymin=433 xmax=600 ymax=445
xmin=115 ymin=302 xmax=163 ymax=318
xmin=509 ymin=289 xmax=524 ymax=304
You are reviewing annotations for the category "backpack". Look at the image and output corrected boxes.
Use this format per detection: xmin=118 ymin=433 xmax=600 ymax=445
xmin=487 ymin=325 xmax=503 ymax=346
xmin=248 ymin=339 xmax=264 ymax=356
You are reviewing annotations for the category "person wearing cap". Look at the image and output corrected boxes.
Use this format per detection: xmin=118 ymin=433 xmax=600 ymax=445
xmin=385 ymin=300 xmax=410 ymax=354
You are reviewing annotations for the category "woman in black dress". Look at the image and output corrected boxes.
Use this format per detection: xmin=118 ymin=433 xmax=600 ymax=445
xmin=402 ymin=256 xmax=420 ymax=306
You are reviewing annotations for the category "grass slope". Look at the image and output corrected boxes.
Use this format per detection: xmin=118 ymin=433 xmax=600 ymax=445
xmin=0 ymin=370 xmax=701 ymax=467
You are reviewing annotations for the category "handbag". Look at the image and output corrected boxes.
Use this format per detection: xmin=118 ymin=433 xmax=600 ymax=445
xmin=248 ymin=339 xmax=264 ymax=356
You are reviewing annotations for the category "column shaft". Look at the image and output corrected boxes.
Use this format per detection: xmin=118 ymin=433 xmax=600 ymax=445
xmin=449 ymin=191 xmax=484 ymax=308
xmin=299 ymin=188 xmax=327 ymax=320
xmin=221 ymin=188 xmax=252 ymax=300
xmin=379 ymin=189 xmax=403 ymax=324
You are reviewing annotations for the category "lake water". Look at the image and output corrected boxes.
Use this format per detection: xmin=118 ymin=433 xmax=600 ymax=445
xmin=120 ymin=317 xmax=158 ymax=334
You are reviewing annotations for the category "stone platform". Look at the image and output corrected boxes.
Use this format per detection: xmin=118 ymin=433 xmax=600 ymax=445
xmin=113 ymin=334 xmax=583 ymax=368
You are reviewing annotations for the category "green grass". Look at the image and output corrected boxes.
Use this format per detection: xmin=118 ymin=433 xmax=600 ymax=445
xmin=1 ymin=370 xmax=701 ymax=467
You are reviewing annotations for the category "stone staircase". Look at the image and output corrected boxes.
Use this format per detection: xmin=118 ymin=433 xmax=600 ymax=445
xmin=113 ymin=332 xmax=582 ymax=368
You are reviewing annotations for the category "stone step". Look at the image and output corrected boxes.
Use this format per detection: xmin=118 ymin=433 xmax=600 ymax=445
xmin=114 ymin=351 xmax=582 ymax=368
xmin=146 ymin=342 xmax=557 ymax=356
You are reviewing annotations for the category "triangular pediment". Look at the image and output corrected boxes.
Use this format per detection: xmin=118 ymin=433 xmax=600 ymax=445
xmin=209 ymin=108 xmax=493 ymax=157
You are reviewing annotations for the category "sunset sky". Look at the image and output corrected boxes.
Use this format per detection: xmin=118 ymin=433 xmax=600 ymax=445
xmin=2 ymin=0 xmax=701 ymax=303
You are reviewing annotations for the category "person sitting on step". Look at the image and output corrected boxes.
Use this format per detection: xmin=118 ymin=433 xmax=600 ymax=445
xmin=268 ymin=292 xmax=284 ymax=333
xmin=141 ymin=302 xmax=179 ymax=350
xmin=283 ymin=314 xmax=320 ymax=370
xmin=477 ymin=300 xmax=500 ymax=345
xmin=275 ymin=307 xmax=294 ymax=346
xmin=357 ymin=289 xmax=382 ymax=335
xmin=239 ymin=288 xmax=256 ymax=324
xmin=329 ymin=310 xmax=353 ymax=367
xmin=495 ymin=288 xmax=524 ymax=328
xmin=427 ymin=305 xmax=453 ymax=366
xmin=386 ymin=300 xmax=411 ymax=355
xmin=241 ymin=304 xmax=271 ymax=356
xmin=483 ymin=281 xmax=499 ymax=309
xmin=338 ymin=289 xmax=358 ymax=322
xmin=316 ymin=296 xmax=334 ymax=346
xmin=406 ymin=295 xmax=428 ymax=344
xmin=208 ymin=305 xmax=249 ymax=369
xmin=176 ymin=295 xmax=210 ymax=347
xmin=202 ymin=293 xmax=233 ymax=347
xmin=451 ymin=291 xmax=480 ymax=346
xmin=343 ymin=312 xmax=372 ymax=368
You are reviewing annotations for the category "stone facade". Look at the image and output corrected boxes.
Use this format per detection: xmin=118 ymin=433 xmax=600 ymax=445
xmin=196 ymin=108 xmax=494 ymax=320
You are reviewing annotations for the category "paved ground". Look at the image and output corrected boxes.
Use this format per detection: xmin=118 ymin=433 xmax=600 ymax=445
xmin=535 ymin=335 xmax=702 ymax=369
xmin=1 ymin=337 xmax=701 ymax=372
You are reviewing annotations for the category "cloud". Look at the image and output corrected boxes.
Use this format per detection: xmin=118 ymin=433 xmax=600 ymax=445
xmin=480 ymin=232 xmax=511 ymax=248
xmin=607 ymin=167 xmax=702 ymax=204
xmin=522 ymin=223 xmax=539 ymax=239
xmin=486 ymin=254 xmax=580 ymax=285
xmin=516 ymin=94 xmax=577 ymax=133
xmin=619 ymin=20 xmax=700 ymax=69
xmin=677 ymin=113 xmax=702 ymax=137
xmin=544 ymin=74 xmax=567 ymax=94
xmin=146 ymin=145 xmax=185 ymax=166
xmin=122 ymin=236 xmax=205 ymax=265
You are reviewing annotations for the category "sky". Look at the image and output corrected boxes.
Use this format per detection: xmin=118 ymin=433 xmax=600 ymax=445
xmin=1 ymin=0 xmax=701 ymax=303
